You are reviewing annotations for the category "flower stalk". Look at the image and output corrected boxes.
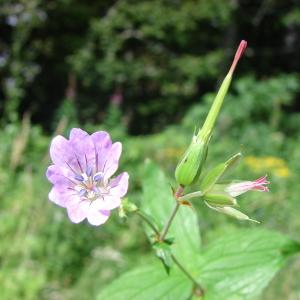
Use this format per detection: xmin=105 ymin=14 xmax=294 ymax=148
xmin=159 ymin=185 xmax=184 ymax=241
xmin=136 ymin=210 xmax=160 ymax=236
xmin=159 ymin=201 xmax=180 ymax=242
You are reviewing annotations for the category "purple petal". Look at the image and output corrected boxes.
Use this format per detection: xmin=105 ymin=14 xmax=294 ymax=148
xmin=103 ymin=142 xmax=122 ymax=179
xmin=109 ymin=172 xmax=129 ymax=197
xmin=49 ymin=136 xmax=79 ymax=171
xmin=92 ymin=196 xmax=121 ymax=210
xmin=69 ymin=128 xmax=96 ymax=172
xmin=66 ymin=200 xmax=89 ymax=223
xmin=46 ymin=165 xmax=74 ymax=187
xmin=87 ymin=209 xmax=110 ymax=226
xmin=91 ymin=131 xmax=112 ymax=172
xmin=49 ymin=184 xmax=82 ymax=207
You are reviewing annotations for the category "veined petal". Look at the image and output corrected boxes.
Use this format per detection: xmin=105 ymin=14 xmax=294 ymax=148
xmin=103 ymin=142 xmax=122 ymax=179
xmin=87 ymin=209 xmax=110 ymax=226
xmin=91 ymin=131 xmax=112 ymax=172
xmin=49 ymin=135 xmax=79 ymax=171
xmin=109 ymin=172 xmax=129 ymax=197
xmin=69 ymin=128 xmax=96 ymax=172
xmin=49 ymin=185 xmax=77 ymax=208
xmin=46 ymin=165 xmax=75 ymax=187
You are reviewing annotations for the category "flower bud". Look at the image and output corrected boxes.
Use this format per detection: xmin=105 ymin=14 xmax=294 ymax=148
xmin=175 ymin=135 xmax=208 ymax=186
xmin=118 ymin=198 xmax=138 ymax=218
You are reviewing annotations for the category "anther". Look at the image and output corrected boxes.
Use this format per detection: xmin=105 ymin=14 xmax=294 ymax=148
xmin=86 ymin=165 xmax=93 ymax=177
xmin=93 ymin=172 xmax=104 ymax=182
xmin=74 ymin=174 xmax=85 ymax=182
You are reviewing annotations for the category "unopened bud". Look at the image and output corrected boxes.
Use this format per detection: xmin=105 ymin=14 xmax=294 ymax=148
xmin=118 ymin=198 xmax=138 ymax=218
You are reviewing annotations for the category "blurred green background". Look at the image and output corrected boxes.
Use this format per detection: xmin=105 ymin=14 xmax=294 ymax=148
xmin=0 ymin=0 xmax=300 ymax=299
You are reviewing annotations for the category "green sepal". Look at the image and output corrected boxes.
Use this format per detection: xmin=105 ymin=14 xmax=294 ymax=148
xmin=153 ymin=242 xmax=173 ymax=274
xmin=205 ymin=202 xmax=259 ymax=223
xmin=203 ymin=193 xmax=237 ymax=206
xmin=200 ymin=152 xmax=241 ymax=193
xmin=118 ymin=198 xmax=138 ymax=218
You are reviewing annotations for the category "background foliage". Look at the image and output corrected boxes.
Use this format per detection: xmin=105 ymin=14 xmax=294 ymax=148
xmin=0 ymin=0 xmax=300 ymax=299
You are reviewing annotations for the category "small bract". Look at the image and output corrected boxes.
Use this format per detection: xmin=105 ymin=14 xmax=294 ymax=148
xmin=46 ymin=128 xmax=129 ymax=226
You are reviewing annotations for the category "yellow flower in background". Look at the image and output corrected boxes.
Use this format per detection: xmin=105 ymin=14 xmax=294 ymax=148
xmin=244 ymin=156 xmax=291 ymax=178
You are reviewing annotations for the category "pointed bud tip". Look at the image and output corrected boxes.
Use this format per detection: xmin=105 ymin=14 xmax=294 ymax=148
xmin=229 ymin=40 xmax=247 ymax=75
xmin=236 ymin=40 xmax=247 ymax=60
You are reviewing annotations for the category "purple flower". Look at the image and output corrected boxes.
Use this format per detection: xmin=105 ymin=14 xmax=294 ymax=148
xmin=46 ymin=128 xmax=129 ymax=226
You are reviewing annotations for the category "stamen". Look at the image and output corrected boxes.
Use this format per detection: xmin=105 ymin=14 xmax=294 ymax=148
xmin=93 ymin=172 xmax=104 ymax=182
xmin=93 ymin=186 xmax=100 ymax=194
xmin=86 ymin=165 xmax=93 ymax=177
xmin=79 ymin=189 xmax=87 ymax=197
xmin=74 ymin=174 xmax=85 ymax=182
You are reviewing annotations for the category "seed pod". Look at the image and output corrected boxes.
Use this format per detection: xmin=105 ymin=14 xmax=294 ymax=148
xmin=174 ymin=41 xmax=247 ymax=187
xmin=175 ymin=135 xmax=208 ymax=186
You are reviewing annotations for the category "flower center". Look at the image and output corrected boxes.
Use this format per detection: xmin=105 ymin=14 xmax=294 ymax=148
xmin=73 ymin=168 xmax=108 ymax=202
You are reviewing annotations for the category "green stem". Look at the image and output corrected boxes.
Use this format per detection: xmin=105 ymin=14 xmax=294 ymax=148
xmin=136 ymin=187 xmax=205 ymax=297
xmin=159 ymin=202 xmax=180 ymax=241
xmin=171 ymin=254 xmax=204 ymax=297
xmin=136 ymin=210 xmax=160 ymax=236
xmin=159 ymin=185 xmax=184 ymax=241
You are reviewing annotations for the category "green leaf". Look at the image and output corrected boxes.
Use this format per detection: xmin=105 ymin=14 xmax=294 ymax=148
xmin=142 ymin=161 xmax=201 ymax=266
xmin=153 ymin=242 xmax=173 ymax=274
xmin=194 ymin=228 xmax=300 ymax=300
xmin=97 ymin=263 xmax=192 ymax=300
